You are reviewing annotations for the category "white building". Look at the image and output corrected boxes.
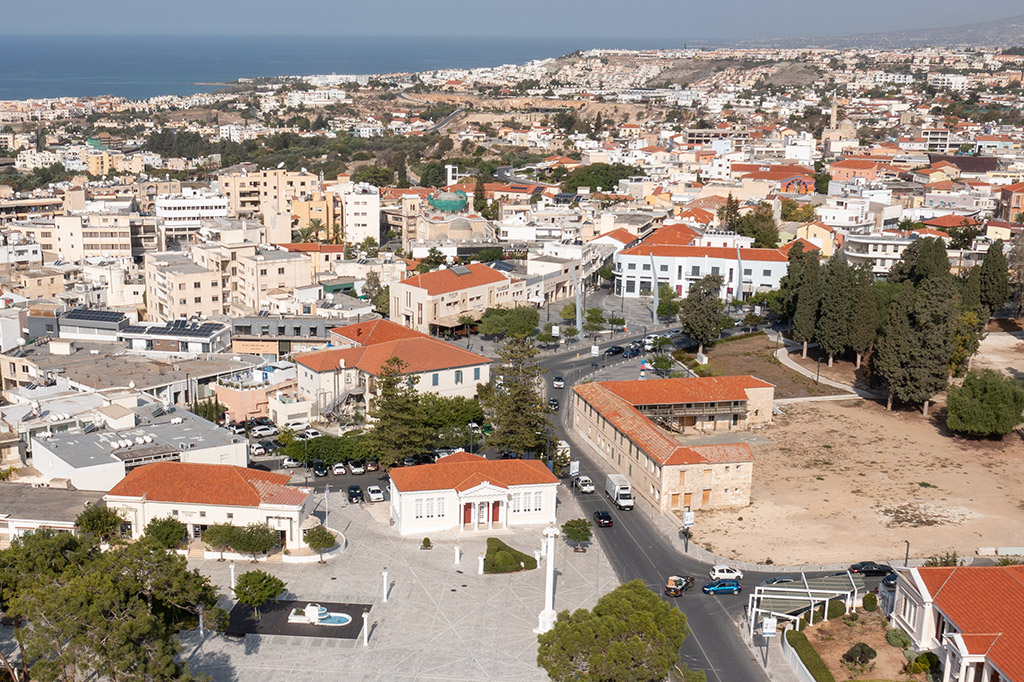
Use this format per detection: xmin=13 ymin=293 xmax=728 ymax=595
xmin=105 ymin=461 xmax=314 ymax=548
xmin=338 ymin=181 xmax=381 ymax=245
xmin=388 ymin=451 xmax=559 ymax=536
xmin=155 ymin=188 xmax=229 ymax=248
xmin=285 ymin=89 xmax=350 ymax=108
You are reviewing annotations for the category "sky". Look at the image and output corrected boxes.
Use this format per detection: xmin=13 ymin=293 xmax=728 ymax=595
xmin=1 ymin=0 xmax=1021 ymax=42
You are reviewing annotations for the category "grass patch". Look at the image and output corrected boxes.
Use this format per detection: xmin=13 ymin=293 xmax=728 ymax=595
xmin=483 ymin=537 xmax=537 ymax=574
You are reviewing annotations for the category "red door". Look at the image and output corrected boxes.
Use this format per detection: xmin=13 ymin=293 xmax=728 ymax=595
xmin=492 ymin=501 xmax=500 ymax=522
xmin=463 ymin=503 xmax=472 ymax=524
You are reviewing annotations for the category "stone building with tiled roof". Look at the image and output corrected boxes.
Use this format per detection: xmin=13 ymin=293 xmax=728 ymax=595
xmin=892 ymin=565 xmax=1024 ymax=682
xmin=387 ymin=451 xmax=558 ymax=536
xmin=572 ymin=377 xmax=774 ymax=514
xmin=104 ymin=461 xmax=314 ymax=550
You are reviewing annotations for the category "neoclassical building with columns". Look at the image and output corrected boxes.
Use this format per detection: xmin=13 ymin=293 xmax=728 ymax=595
xmin=387 ymin=451 xmax=558 ymax=536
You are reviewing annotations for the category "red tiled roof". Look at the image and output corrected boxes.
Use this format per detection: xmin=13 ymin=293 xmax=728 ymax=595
xmin=594 ymin=227 xmax=638 ymax=245
xmin=277 ymin=243 xmax=347 ymax=253
xmin=922 ymin=214 xmax=981 ymax=228
xmin=106 ymin=462 xmax=310 ymax=507
xmin=295 ymin=337 xmax=490 ymax=375
xmin=400 ymin=262 xmax=511 ymax=296
xmin=620 ymin=244 xmax=788 ymax=262
xmin=1001 ymin=182 xmax=1024 ymax=193
xmin=389 ymin=453 xmax=558 ymax=493
xmin=600 ymin=376 xmax=774 ymax=405
xmin=572 ymin=379 xmax=766 ymax=466
xmin=644 ymin=223 xmax=699 ymax=246
xmin=781 ymin=238 xmax=821 ymax=254
xmin=329 ymin=319 xmax=429 ymax=347
xmin=917 ymin=566 xmax=1024 ymax=681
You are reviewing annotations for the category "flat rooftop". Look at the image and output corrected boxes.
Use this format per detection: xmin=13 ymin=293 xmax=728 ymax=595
xmin=8 ymin=341 xmax=264 ymax=391
xmin=0 ymin=484 xmax=103 ymax=523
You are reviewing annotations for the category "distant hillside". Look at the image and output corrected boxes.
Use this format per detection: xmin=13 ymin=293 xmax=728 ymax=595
xmin=737 ymin=13 xmax=1024 ymax=49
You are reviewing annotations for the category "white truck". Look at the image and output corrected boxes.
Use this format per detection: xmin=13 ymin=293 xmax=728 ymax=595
xmin=605 ymin=474 xmax=634 ymax=510
xmin=573 ymin=475 xmax=595 ymax=493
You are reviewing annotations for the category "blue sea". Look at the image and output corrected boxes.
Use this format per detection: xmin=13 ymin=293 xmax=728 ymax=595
xmin=0 ymin=35 xmax=691 ymax=101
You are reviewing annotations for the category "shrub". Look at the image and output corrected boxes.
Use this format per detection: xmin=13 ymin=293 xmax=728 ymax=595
xmin=422 ymin=537 xmax=431 ymax=549
xmin=906 ymin=651 xmax=940 ymax=674
xmin=826 ymin=599 xmax=846 ymax=620
xmin=843 ymin=642 xmax=877 ymax=665
xmin=862 ymin=592 xmax=878 ymax=611
xmin=786 ymin=630 xmax=836 ymax=682
xmin=886 ymin=627 xmax=912 ymax=648
xmin=483 ymin=537 xmax=537 ymax=574
xmin=924 ymin=550 xmax=963 ymax=567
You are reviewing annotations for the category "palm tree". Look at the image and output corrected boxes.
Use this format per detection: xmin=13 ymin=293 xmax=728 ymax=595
xmin=291 ymin=225 xmax=319 ymax=243
xmin=307 ymin=218 xmax=325 ymax=241
xmin=329 ymin=221 xmax=345 ymax=245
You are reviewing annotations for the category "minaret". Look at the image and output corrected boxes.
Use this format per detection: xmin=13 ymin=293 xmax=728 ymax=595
xmin=830 ymin=101 xmax=838 ymax=130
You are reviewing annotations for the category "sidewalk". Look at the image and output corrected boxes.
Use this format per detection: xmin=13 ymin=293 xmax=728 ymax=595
xmin=768 ymin=332 xmax=882 ymax=401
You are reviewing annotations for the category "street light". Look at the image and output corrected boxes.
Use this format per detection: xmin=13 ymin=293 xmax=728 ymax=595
xmin=904 ymin=540 xmax=910 ymax=567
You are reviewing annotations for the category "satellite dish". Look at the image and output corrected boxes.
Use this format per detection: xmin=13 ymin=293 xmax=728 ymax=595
xmin=277 ymin=162 xmax=285 ymax=169
xmin=17 ymin=338 xmax=26 ymax=347
xmin=128 ymin=381 xmax=136 ymax=389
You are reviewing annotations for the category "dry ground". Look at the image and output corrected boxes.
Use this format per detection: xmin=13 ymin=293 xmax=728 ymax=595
xmin=971 ymin=331 xmax=1024 ymax=381
xmin=804 ymin=610 xmax=924 ymax=682
xmin=703 ymin=334 xmax=846 ymax=399
xmin=696 ymin=399 xmax=1024 ymax=565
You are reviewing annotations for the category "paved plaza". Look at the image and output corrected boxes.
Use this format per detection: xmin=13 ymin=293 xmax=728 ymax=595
xmin=180 ymin=487 xmax=619 ymax=681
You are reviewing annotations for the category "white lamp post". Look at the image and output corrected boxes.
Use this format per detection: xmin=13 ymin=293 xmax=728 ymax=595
xmin=382 ymin=568 xmax=388 ymax=603
xmin=534 ymin=523 xmax=560 ymax=634
xmin=362 ymin=611 xmax=369 ymax=647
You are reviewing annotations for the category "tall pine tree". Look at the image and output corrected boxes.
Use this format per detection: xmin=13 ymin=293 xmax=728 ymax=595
xmin=889 ymin=237 xmax=950 ymax=286
xmin=846 ymin=268 xmax=879 ymax=370
xmin=777 ymin=242 xmax=816 ymax=330
xmin=792 ymin=257 xmax=822 ymax=358
xmin=874 ymin=282 xmax=916 ymax=411
xmin=978 ymin=240 xmax=1011 ymax=315
xmin=815 ymin=256 xmax=855 ymax=366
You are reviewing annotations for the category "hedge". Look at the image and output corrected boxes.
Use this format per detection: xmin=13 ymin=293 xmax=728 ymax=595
xmin=483 ymin=538 xmax=537 ymax=574
xmin=826 ymin=599 xmax=846 ymax=620
xmin=862 ymin=592 xmax=878 ymax=611
xmin=786 ymin=630 xmax=836 ymax=682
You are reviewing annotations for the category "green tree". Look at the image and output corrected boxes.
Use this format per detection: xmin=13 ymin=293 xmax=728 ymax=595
xmin=781 ymin=197 xmax=816 ymax=222
xmin=351 ymin=165 xmax=394 ymax=187
xmin=651 ymin=355 xmax=673 ymax=376
xmin=583 ymin=307 xmax=606 ymax=337
xmin=230 ymin=523 xmax=280 ymax=560
xmin=735 ymin=203 xmax=779 ymax=248
xmin=363 ymin=270 xmax=387 ymax=311
xmin=307 ymin=217 xmax=325 ymax=241
xmin=792 ymin=257 xmax=822 ymax=358
xmin=946 ymin=369 xmax=1024 ymax=437
xmin=561 ymin=518 xmax=593 ymax=551
xmin=360 ymin=236 xmax=379 ymax=257
xmin=368 ymin=356 xmax=434 ymax=468
xmin=473 ymin=175 xmax=488 ymax=213
xmin=419 ymin=393 xmax=485 ymax=445
xmin=598 ymin=264 xmax=615 ymax=282
xmin=716 ymin=194 xmax=741 ymax=232
xmin=143 ymin=517 xmax=187 ymax=550
xmin=947 ymin=219 xmax=982 ymax=250
xmin=536 ymin=323 xmax=557 ymax=346
xmin=291 ymin=224 xmax=320 ymax=243
xmin=537 ymin=580 xmax=691 ymax=682
xmin=303 ymin=526 xmax=336 ymax=563
xmin=679 ymin=276 xmax=728 ymax=354
xmin=847 ymin=270 xmax=880 ymax=369
xmin=657 ymin=283 xmax=681 ymax=319
xmin=202 ymin=523 xmax=235 ymax=561
xmin=815 ymin=256 xmax=855 ymax=366
xmin=481 ymin=337 xmax=549 ymax=456
xmin=415 ymin=246 xmax=447 ymax=273
xmin=478 ymin=306 xmax=540 ymax=338
xmin=978 ymin=240 xmax=1011 ymax=315
xmin=889 ymin=237 xmax=950 ymax=286
xmin=561 ymin=162 xmax=644 ymax=194
xmin=777 ymin=241 xmax=816 ymax=328
xmin=1008 ymin=232 xmax=1024 ymax=317
xmin=75 ymin=504 xmax=124 ymax=544
xmin=559 ymin=301 xmax=577 ymax=321
xmin=233 ymin=569 xmax=285 ymax=620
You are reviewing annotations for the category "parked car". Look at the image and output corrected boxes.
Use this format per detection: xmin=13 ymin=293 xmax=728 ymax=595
xmin=402 ymin=456 xmax=418 ymax=467
xmin=552 ymin=376 xmax=565 ymax=389
xmin=349 ymin=461 xmax=366 ymax=475
xmin=709 ymin=565 xmax=744 ymax=580
xmin=604 ymin=345 xmax=624 ymax=356
xmin=250 ymin=425 xmax=278 ymax=438
xmin=849 ymin=561 xmax=894 ymax=576
xmin=312 ymin=460 xmax=328 ymax=477
xmin=303 ymin=428 xmax=322 ymax=440
xmin=282 ymin=457 xmax=303 ymax=469
xmin=366 ymin=485 xmax=384 ymax=502
xmin=249 ymin=417 xmax=274 ymax=427
xmin=548 ymin=397 xmax=560 ymax=410
xmin=881 ymin=572 xmax=899 ymax=589
xmin=258 ymin=440 xmax=280 ymax=453
xmin=347 ymin=485 xmax=364 ymax=503
xmin=622 ymin=346 xmax=641 ymax=359
xmin=760 ymin=576 xmax=795 ymax=586
xmin=365 ymin=460 xmax=379 ymax=472
xmin=249 ymin=442 xmax=266 ymax=456
xmin=332 ymin=462 xmax=347 ymax=475
xmin=227 ymin=422 xmax=246 ymax=435
xmin=593 ymin=510 xmax=613 ymax=527
xmin=643 ymin=334 xmax=661 ymax=350
xmin=284 ymin=420 xmax=308 ymax=432
xmin=703 ymin=579 xmax=741 ymax=595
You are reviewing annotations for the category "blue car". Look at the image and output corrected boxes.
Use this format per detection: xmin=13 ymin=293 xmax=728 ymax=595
xmin=622 ymin=346 xmax=640 ymax=359
xmin=703 ymin=579 xmax=741 ymax=595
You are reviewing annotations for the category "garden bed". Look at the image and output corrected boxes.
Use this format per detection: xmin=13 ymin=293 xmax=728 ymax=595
xmin=802 ymin=610 xmax=928 ymax=681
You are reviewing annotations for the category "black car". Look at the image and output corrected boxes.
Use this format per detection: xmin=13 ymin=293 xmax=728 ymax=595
xmin=849 ymin=561 xmax=895 ymax=576
xmin=347 ymin=485 xmax=364 ymax=503
xmin=604 ymin=345 xmax=624 ymax=356
xmin=880 ymin=572 xmax=899 ymax=589
xmin=548 ymin=397 xmax=560 ymax=410
xmin=258 ymin=439 xmax=280 ymax=452
xmin=312 ymin=460 xmax=328 ymax=477
xmin=622 ymin=346 xmax=640 ymax=359
xmin=593 ymin=510 xmax=613 ymax=527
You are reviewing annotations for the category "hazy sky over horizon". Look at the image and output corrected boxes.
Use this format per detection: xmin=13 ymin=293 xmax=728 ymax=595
xmin=2 ymin=1 xmax=1021 ymax=42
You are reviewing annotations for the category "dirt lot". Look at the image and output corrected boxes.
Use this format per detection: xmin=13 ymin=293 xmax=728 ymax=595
xmin=804 ymin=610 xmax=925 ymax=682
xmin=971 ymin=331 xmax=1024 ymax=381
xmin=702 ymin=334 xmax=846 ymax=399
xmin=695 ymin=399 xmax=1024 ymax=565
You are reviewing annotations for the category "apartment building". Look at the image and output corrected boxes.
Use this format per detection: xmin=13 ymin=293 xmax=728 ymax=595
xmin=390 ymin=262 xmax=526 ymax=334
xmin=215 ymin=168 xmax=319 ymax=218
xmin=999 ymin=182 xmax=1024 ymax=222
xmin=143 ymin=252 xmax=225 ymax=321
xmin=290 ymin=190 xmax=339 ymax=233
xmin=338 ymin=181 xmax=381 ymax=245
xmin=154 ymin=188 xmax=229 ymax=249
xmin=234 ymin=250 xmax=313 ymax=313
xmin=0 ymin=197 xmax=65 ymax=224
xmin=841 ymin=233 xmax=915 ymax=277
xmin=573 ymin=377 xmax=774 ymax=514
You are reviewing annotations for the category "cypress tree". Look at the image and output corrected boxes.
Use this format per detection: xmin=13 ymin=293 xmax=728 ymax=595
xmin=874 ymin=282 xmax=915 ymax=411
xmin=792 ymin=257 xmax=821 ymax=358
xmin=847 ymin=269 xmax=879 ymax=370
xmin=777 ymin=242 xmax=813 ymax=329
xmin=911 ymin=276 xmax=960 ymax=415
xmin=889 ymin=237 xmax=950 ymax=286
xmin=816 ymin=256 xmax=855 ymax=366
xmin=978 ymin=240 xmax=1011 ymax=315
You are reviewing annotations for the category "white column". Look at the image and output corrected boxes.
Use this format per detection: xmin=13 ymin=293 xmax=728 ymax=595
xmin=230 ymin=563 xmax=236 ymax=590
xmin=382 ymin=568 xmax=388 ymax=603
xmin=487 ymin=501 xmax=493 ymax=530
xmin=478 ymin=552 xmax=484 ymax=575
xmin=534 ymin=523 xmax=560 ymax=634
xmin=362 ymin=611 xmax=369 ymax=647
xmin=454 ymin=543 xmax=461 ymax=564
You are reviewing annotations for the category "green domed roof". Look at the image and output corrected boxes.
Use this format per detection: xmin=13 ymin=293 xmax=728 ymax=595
xmin=428 ymin=190 xmax=468 ymax=213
